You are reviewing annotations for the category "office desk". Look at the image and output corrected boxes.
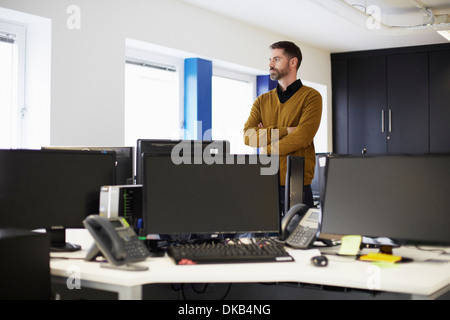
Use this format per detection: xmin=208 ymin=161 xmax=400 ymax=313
xmin=50 ymin=229 xmax=450 ymax=300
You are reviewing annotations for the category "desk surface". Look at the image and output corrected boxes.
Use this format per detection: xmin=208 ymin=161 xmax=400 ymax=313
xmin=51 ymin=229 xmax=450 ymax=299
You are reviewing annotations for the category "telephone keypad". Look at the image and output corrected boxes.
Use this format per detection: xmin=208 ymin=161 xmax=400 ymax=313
xmin=117 ymin=227 xmax=150 ymax=262
xmin=286 ymin=226 xmax=318 ymax=249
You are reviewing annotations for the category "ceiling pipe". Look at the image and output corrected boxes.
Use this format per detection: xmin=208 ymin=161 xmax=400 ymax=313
xmin=410 ymin=0 xmax=426 ymax=10
xmin=410 ymin=0 xmax=435 ymax=25
xmin=310 ymin=0 xmax=450 ymax=35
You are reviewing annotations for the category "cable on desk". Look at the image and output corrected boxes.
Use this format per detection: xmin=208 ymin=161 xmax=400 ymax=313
xmin=220 ymin=283 xmax=232 ymax=300
xmin=409 ymin=245 xmax=450 ymax=255
xmin=191 ymin=283 xmax=209 ymax=294
xmin=171 ymin=283 xmax=232 ymax=300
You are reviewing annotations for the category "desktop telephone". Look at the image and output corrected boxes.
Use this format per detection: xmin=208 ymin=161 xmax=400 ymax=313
xmin=281 ymin=204 xmax=320 ymax=249
xmin=83 ymin=215 xmax=150 ymax=271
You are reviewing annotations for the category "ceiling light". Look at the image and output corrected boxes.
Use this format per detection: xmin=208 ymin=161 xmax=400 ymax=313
xmin=438 ymin=30 xmax=450 ymax=42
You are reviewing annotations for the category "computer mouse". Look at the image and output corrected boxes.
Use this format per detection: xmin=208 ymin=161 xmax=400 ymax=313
xmin=311 ymin=255 xmax=328 ymax=267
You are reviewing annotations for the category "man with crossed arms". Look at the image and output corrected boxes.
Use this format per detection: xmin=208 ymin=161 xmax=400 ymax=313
xmin=244 ymin=41 xmax=322 ymax=216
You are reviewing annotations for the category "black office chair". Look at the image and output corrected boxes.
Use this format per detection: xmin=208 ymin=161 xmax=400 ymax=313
xmin=0 ymin=229 xmax=52 ymax=300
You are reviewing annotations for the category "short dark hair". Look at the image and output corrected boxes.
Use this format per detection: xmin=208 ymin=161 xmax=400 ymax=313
xmin=270 ymin=41 xmax=302 ymax=71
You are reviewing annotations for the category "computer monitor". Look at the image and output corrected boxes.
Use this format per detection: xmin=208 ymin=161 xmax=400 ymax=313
xmin=311 ymin=153 xmax=331 ymax=207
xmin=0 ymin=149 xmax=116 ymax=251
xmin=42 ymin=146 xmax=133 ymax=185
xmin=142 ymin=154 xmax=280 ymax=240
xmin=135 ymin=139 xmax=230 ymax=184
xmin=319 ymin=154 xmax=450 ymax=247
xmin=284 ymin=155 xmax=304 ymax=214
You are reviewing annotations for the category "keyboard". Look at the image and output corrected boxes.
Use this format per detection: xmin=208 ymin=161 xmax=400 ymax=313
xmin=167 ymin=240 xmax=294 ymax=265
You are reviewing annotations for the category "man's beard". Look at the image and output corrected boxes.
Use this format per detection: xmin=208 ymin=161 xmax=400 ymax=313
xmin=269 ymin=66 xmax=289 ymax=81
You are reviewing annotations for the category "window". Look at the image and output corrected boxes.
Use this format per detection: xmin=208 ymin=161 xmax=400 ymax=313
xmin=302 ymin=80 xmax=329 ymax=153
xmin=0 ymin=21 xmax=25 ymax=148
xmin=125 ymin=60 xmax=181 ymax=146
xmin=0 ymin=8 xmax=51 ymax=149
xmin=125 ymin=39 xmax=185 ymax=147
xmin=212 ymin=68 xmax=256 ymax=155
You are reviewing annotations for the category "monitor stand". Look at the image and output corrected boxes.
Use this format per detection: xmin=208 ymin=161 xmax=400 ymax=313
xmin=379 ymin=245 xmax=394 ymax=255
xmin=47 ymin=227 xmax=81 ymax=252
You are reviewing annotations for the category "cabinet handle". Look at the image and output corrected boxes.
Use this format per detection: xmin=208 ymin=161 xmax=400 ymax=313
xmin=388 ymin=109 xmax=392 ymax=133
xmin=381 ymin=109 xmax=385 ymax=133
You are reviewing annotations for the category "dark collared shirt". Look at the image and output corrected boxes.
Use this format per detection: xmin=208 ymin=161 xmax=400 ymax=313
xmin=276 ymin=79 xmax=303 ymax=103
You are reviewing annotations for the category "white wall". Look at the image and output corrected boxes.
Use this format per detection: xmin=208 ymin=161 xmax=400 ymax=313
xmin=0 ymin=0 xmax=332 ymax=149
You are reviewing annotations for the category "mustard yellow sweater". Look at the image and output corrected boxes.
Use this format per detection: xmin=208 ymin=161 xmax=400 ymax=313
xmin=243 ymin=85 xmax=322 ymax=186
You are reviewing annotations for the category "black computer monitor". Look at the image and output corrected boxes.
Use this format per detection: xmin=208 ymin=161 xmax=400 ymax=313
xmin=0 ymin=149 xmax=116 ymax=251
xmin=42 ymin=146 xmax=133 ymax=185
xmin=284 ymin=155 xmax=304 ymax=214
xmin=311 ymin=153 xmax=331 ymax=207
xmin=135 ymin=139 xmax=230 ymax=184
xmin=142 ymin=154 xmax=280 ymax=240
xmin=319 ymin=154 xmax=450 ymax=248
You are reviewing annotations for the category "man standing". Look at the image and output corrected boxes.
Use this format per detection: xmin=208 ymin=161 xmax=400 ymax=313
xmin=243 ymin=41 xmax=322 ymax=212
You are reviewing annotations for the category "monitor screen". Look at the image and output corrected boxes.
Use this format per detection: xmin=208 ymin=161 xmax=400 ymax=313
xmin=135 ymin=139 xmax=230 ymax=184
xmin=284 ymin=155 xmax=304 ymax=213
xmin=142 ymin=154 xmax=280 ymax=238
xmin=0 ymin=149 xmax=116 ymax=230
xmin=320 ymin=154 xmax=450 ymax=245
xmin=42 ymin=146 xmax=133 ymax=185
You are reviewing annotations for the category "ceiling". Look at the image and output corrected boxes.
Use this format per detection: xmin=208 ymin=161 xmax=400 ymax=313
xmin=180 ymin=0 xmax=450 ymax=53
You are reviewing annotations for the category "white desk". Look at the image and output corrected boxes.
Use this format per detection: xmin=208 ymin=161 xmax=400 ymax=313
xmin=50 ymin=229 xmax=450 ymax=300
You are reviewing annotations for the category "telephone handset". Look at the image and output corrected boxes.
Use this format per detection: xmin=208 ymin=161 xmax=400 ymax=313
xmin=83 ymin=215 xmax=150 ymax=271
xmin=280 ymin=204 xmax=320 ymax=249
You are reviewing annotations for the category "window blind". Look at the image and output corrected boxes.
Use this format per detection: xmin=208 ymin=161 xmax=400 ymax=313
xmin=0 ymin=31 xmax=15 ymax=44
xmin=126 ymin=59 xmax=177 ymax=72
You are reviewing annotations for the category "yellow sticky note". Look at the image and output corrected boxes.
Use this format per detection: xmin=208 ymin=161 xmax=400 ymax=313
xmin=339 ymin=235 xmax=362 ymax=256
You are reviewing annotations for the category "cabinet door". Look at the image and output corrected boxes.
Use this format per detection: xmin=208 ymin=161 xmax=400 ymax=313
xmin=348 ymin=56 xmax=387 ymax=154
xmin=387 ymin=53 xmax=429 ymax=154
xmin=332 ymin=59 xmax=348 ymax=154
xmin=429 ymin=50 xmax=450 ymax=153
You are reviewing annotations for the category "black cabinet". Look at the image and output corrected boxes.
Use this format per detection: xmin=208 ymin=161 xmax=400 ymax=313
xmin=386 ymin=52 xmax=429 ymax=154
xmin=332 ymin=44 xmax=450 ymax=155
xmin=347 ymin=55 xmax=386 ymax=154
xmin=429 ymin=50 xmax=450 ymax=153
xmin=331 ymin=59 xmax=348 ymax=154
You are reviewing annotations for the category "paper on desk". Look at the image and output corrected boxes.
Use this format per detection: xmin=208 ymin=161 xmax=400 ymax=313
xmin=339 ymin=235 xmax=362 ymax=256
xmin=287 ymin=248 xmax=322 ymax=261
